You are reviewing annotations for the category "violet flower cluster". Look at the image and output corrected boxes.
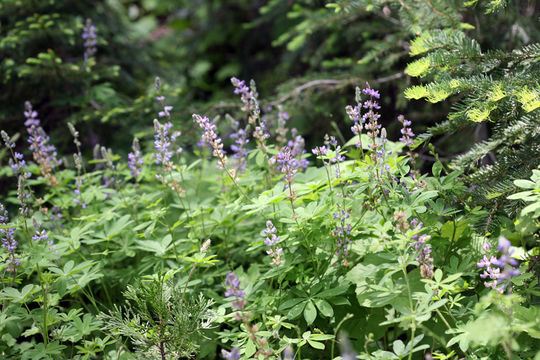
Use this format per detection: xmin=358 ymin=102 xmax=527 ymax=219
xmin=345 ymin=104 xmax=362 ymax=148
xmin=193 ymin=114 xmax=228 ymax=169
xmin=409 ymin=218 xmax=434 ymax=279
xmin=225 ymin=272 xmax=247 ymax=315
xmin=221 ymin=347 xmax=241 ymax=360
xmin=230 ymin=127 xmax=249 ymax=171
xmin=231 ymin=77 xmax=258 ymax=115
xmin=49 ymin=206 xmax=64 ymax=230
xmin=263 ymin=220 xmax=283 ymax=265
xmin=273 ymin=146 xmax=297 ymax=188
xmin=0 ymin=203 xmax=20 ymax=271
xmin=128 ymin=138 xmax=143 ymax=178
xmin=477 ymin=237 xmax=520 ymax=294
xmin=24 ymin=101 xmax=60 ymax=185
xmin=345 ymin=84 xmax=382 ymax=150
xmin=287 ymin=129 xmax=309 ymax=172
xmin=332 ymin=204 xmax=352 ymax=267
xmin=32 ymin=219 xmax=58 ymax=258
xmin=398 ymin=114 xmax=415 ymax=146
xmin=82 ymin=18 xmax=97 ymax=64
xmin=312 ymin=134 xmax=345 ymax=179
xmin=153 ymin=119 xmax=174 ymax=169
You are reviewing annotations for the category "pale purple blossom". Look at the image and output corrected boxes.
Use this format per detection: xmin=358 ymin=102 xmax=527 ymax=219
xmin=225 ymin=272 xmax=247 ymax=311
xmin=477 ymin=237 xmax=520 ymax=293
xmin=333 ymin=204 xmax=352 ymax=266
xmin=221 ymin=347 xmax=241 ymax=360
xmin=128 ymin=138 xmax=143 ymax=177
xmin=82 ymin=18 xmax=98 ymax=63
xmin=264 ymin=220 xmax=283 ymax=265
xmin=193 ymin=114 xmax=227 ymax=168
xmin=273 ymin=146 xmax=297 ymax=187
xmin=398 ymin=115 xmax=415 ymax=146
xmin=0 ymin=203 xmax=20 ymax=270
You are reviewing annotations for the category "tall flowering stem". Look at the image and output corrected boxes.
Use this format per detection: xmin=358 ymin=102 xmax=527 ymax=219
xmin=409 ymin=218 xmax=434 ymax=279
xmin=273 ymin=145 xmax=298 ymax=216
xmin=24 ymin=101 xmax=60 ymax=186
xmin=193 ymin=114 xmax=251 ymax=203
xmin=231 ymin=77 xmax=270 ymax=157
xmin=82 ymin=18 xmax=97 ymax=66
xmin=153 ymin=95 xmax=184 ymax=198
xmin=223 ymin=273 xmax=272 ymax=359
xmin=128 ymin=138 xmax=143 ymax=178
xmin=477 ymin=237 xmax=520 ymax=294
xmin=263 ymin=221 xmax=283 ymax=265
xmin=0 ymin=203 xmax=21 ymax=273
xmin=332 ymin=204 xmax=352 ymax=267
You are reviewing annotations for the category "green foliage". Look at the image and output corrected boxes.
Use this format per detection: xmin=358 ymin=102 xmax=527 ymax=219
xmin=0 ymin=79 xmax=537 ymax=359
xmin=0 ymin=1 xmax=539 ymax=359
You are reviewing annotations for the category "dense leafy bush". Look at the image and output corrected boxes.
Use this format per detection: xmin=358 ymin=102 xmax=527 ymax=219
xmin=0 ymin=77 xmax=538 ymax=359
xmin=1 ymin=1 xmax=539 ymax=359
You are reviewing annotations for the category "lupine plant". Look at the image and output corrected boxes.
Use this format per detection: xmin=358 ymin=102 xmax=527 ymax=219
xmin=0 ymin=76 xmax=538 ymax=360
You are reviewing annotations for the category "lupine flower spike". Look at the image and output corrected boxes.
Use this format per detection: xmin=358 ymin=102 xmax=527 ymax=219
xmin=398 ymin=115 xmax=414 ymax=146
xmin=128 ymin=138 xmax=143 ymax=178
xmin=0 ymin=203 xmax=21 ymax=271
xmin=221 ymin=347 xmax=241 ymax=360
xmin=193 ymin=114 xmax=228 ymax=169
xmin=333 ymin=204 xmax=352 ymax=267
xmin=477 ymin=237 xmax=520 ymax=293
xmin=409 ymin=218 xmax=434 ymax=279
xmin=224 ymin=272 xmax=247 ymax=317
xmin=82 ymin=18 xmax=98 ymax=65
xmin=264 ymin=220 xmax=283 ymax=265
xmin=24 ymin=101 xmax=60 ymax=186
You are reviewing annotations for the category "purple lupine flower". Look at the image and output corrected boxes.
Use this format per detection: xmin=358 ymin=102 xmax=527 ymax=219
xmin=312 ymin=145 xmax=328 ymax=157
xmin=24 ymin=101 xmax=60 ymax=185
xmin=359 ymin=84 xmax=382 ymax=146
xmin=398 ymin=115 xmax=415 ymax=146
xmin=314 ymin=134 xmax=344 ymax=178
xmin=362 ymin=85 xmax=380 ymax=99
xmin=409 ymin=219 xmax=434 ymax=279
xmin=273 ymin=146 xmax=297 ymax=187
xmin=333 ymin=204 xmax=352 ymax=267
xmin=128 ymin=138 xmax=143 ymax=178
xmin=230 ymin=127 xmax=250 ymax=172
xmin=193 ymin=114 xmax=228 ymax=169
xmin=82 ymin=18 xmax=98 ymax=63
xmin=23 ymin=104 xmax=40 ymax=127
xmin=9 ymin=152 xmax=26 ymax=174
xmin=17 ymin=175 xmax=31 ymax=216
xmin=1 ymin=130 xmax=15 ymax=149
xmin=231 ymin=77 xmax=257 ymax=113
xmin=153 ymin=119 xmax=173 ymax=166
xmin=221 ymin=347 xmax=241 ymax=360
xmin=477 ymin=237 xmax=520 ymax=293
xmin=418 ymin=244 xmax=434 ymax=279
xmin=264 ymin=220 xmax=283 ymax=265
xmin=346 ymin=104 xmax=363 ymax=149
xmin=156 ymin=95 xmax=174 ymax=119
xmin=224 ymin=272 xmax=247 ymax=311
xmin=230 ymin=128 xmax=249 ymax=157
xmin=288 ymin=129 xmax=309 ymax=172
xmin=49 ymin=206 xmax=64 ymax=230
xmin=32 ymin=219 xmax=58 ymax=257
xmin=282 ymin=346 xmax=294 ymax=360
xmin=0 ymin=203 xmax=21 ymax=271
xmin=231 ymin=77 xmax=268 ymax=150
